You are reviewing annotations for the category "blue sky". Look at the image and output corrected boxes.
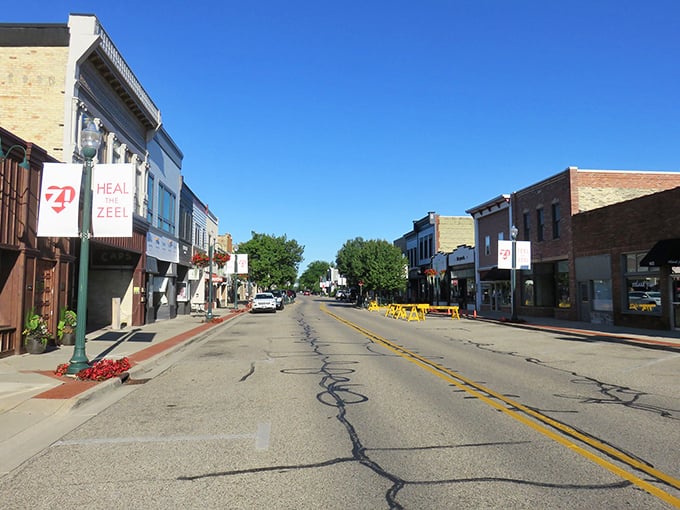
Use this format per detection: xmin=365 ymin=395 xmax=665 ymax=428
xmin=7 ymin=1 xmax=680 ymax=272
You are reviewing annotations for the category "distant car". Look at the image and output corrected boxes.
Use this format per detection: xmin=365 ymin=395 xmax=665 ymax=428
xmin=251 ymin=292 xmax=277 ymax=313
xmin=269 ymin=290 xmax=285 ymax=310
xmin=303 ymin=290 xmax=311 ymax=296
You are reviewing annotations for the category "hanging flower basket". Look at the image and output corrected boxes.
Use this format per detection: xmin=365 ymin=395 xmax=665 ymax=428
xmin=423 ymin=268 xmax=437 ymax=277
xmin=192 ymin=252 xmax=210 ymax=267
xmin=213 ymin=252 xmax=231 ymax=268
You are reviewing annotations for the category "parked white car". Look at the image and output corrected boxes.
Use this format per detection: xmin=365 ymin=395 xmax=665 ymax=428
xmin=646 ymin=291 xmax=662 ymax=305
xmin=251 ymin=292 xmax=277 ymax=313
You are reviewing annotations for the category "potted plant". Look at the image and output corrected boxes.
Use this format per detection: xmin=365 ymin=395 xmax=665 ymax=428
xmin=22 ymin=310 xmax=51 ymax=354
xmin=57 ymin=308 xmax=77 ymax=346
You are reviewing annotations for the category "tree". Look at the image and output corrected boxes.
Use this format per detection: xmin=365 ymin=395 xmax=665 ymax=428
xmin=336 ymin=238 xmax=407 ymax=294
xmin=335 ymin=237 xmax=366 ymax=287
xmin=299 ymin=260 xmax=331 ymax=293
xmin=237 ymin=232 xmax=304 ymax=290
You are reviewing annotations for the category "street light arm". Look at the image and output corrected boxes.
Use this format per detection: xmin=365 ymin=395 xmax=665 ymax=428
xmin=0 ymin=138 xmax=30 ymax=169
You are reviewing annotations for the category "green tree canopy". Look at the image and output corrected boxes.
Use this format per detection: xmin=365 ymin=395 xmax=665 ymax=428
xmin=336 ymin=238 xmax=407 ymax=293
xmin=237 ymin=232 xmax=304 ymax=290
xmin=335 ymin=237 xmax=366 ymax=287
xmin=299 ymin=260 xmax=332 ymax=293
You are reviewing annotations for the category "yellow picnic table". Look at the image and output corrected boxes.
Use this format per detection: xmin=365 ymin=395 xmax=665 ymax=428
xmin=385 ymin=303 xmax=428 ymax=321
xmin=367 ymin=300 xmax=380 ymax=311
xmin=428 ymin=305 xmax=461 ymax=320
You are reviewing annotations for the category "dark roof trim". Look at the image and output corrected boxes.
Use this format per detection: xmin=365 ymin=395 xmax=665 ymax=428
xmin=0 ymin=24 xmax=69 ymax=46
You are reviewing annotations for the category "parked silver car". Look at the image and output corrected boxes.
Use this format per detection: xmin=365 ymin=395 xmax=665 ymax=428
xmin=251 ymin=292 xmax=277 ymax=313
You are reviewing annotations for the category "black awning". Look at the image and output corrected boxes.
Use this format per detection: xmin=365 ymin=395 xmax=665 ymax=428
xmin=479 ymin=267 xmax=511 ymax=281
xmin=640 ymin=239 xmax=680 ymax=267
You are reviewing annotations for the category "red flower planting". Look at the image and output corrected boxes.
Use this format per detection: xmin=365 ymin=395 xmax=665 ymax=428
xmin=54 ymin=357 xmax=131 ymax=381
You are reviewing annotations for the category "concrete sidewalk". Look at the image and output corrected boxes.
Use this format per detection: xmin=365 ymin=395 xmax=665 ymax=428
xmin=0 ymin=307 xmax=248 ymax=414
xmin=474 ymin=310 xmax=680 ymax=352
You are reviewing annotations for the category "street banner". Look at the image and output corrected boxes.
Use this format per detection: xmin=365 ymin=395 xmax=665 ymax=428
xmin=498 ymin=240 xmax=532 ymax=270
xmin=236 ymin=254 xmax=248 ymax=274
xmin=37 ymin=163 xmax=82 ymax=237
xmin=225 ymin=254 xmax=249 ymax=275
xmin=92 ymin=163 xmax=134 ymax=237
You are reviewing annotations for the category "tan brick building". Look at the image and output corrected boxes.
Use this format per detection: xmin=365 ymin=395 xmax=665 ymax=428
xmin=0 ymin=15 xmax=165 ymax=332
xmin=396 ymin=212 xmax=474 ymax=303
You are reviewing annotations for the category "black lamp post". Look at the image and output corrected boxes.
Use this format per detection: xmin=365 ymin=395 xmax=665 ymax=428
xmin=67 ymin=120 xmax=101 ymax=375
xmin=206 ymin=237 xmax=214 ymax=321
xmin=510 ymin=225 xmax=519 ymax=322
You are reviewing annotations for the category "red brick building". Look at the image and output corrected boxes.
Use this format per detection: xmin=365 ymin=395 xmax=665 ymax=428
xmin=572 ymin=186 xmax=680 ymax=330
xmin=469 ymin=166 xmax=680 ymax=327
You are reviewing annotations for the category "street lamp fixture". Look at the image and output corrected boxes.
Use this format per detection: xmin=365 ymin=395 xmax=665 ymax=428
xmin=510 ymin=225 xmax=519 ymax=322
xmin=0 ymin=138 xmax=30 ymax=169
xmin=67 ymin=119 xmax=102 ymax=375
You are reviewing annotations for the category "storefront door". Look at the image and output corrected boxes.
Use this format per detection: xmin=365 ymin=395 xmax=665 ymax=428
xmin=578 ymin=281 xmax=591 ymax=323
xmin=671 ymin=274 xmax=680 ymax=330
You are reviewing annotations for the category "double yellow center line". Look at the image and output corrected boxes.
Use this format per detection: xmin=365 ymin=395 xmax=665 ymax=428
xmin=322 ymin=305 xmax=680 ymax=508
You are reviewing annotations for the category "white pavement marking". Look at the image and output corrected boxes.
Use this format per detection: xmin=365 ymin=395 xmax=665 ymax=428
xmin=625 ymin=352 xmax=680 ymax=372
xmin=255 ymin=421 xmax=271 ymax=450
xmin=52 ymin=421 xmax=271 ymax=451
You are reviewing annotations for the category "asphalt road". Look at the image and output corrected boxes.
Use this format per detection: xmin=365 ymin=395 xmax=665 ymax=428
xmin=1 ymin=297 xmax=678 ymax=509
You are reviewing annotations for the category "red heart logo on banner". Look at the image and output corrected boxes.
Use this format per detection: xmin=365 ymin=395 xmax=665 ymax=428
xmin=45 ymin=186 xmax=77 ymax=213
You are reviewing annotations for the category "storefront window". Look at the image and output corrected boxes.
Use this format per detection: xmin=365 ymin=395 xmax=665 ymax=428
xmin=592 ymin=279 xmax=612 ymax=311
xmin=556 ymin=260 xmax=570 ymax=308
xmin=624 ymin=253 xmax=661 ymax=314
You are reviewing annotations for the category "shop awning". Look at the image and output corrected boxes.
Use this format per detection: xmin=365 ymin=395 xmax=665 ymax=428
xmin=479 ymin=267 xmax=510 ymax=281
xmin=640 ymin=239 xmax=680 ymax=267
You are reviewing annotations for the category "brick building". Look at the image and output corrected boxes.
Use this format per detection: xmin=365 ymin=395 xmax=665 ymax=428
xmin=0 ymin=15 xmax=171 ymax=329
xmin=396 ymin=212 xmax=474 ymax=303
xmin=468 ymin=167 xmax=680 ymax=323
xmin=572 ymin=186 xmax=680 ymax=330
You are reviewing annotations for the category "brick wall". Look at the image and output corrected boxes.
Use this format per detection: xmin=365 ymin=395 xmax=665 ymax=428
xmin=513 ymin=170 xmax=572 ymax=262
xmin=573 ymin=170 xmax=680 ymax=212
xmin=573 ymin=186 xmax=680 ymax=256
xmin=0 ymin=47 xmax=68 ymax=161
xmin=476 ymin=210 xmax=510 ymax=269
xmin=437 ymin=216 xmax=474 ymax=253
